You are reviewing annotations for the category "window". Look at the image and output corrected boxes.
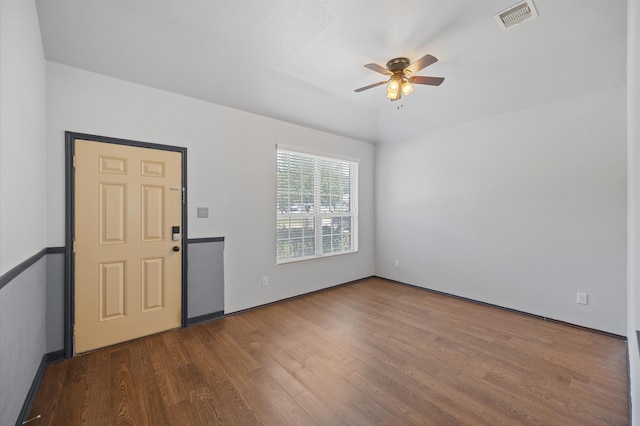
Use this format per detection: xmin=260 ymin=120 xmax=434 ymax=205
xmin=277 ymin=147 xmax=358 ymax=263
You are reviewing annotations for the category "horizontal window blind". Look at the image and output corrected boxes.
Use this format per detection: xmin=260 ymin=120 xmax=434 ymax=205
xmin=277 ymin=148 xmax=358 ymax=263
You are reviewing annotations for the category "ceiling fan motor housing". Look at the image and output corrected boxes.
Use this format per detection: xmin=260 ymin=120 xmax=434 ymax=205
xmin=386 ymin=57 xmax=411 ymax=73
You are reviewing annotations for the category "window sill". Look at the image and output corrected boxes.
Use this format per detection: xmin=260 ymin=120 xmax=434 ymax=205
xmin=277 ymin=249 xmax=359 ymax=265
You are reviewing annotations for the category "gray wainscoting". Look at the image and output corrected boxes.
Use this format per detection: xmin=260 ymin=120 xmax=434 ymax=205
xmin=45 ymin=250 xmax=65 ymax=353
xmin=0 ymin=255 xmax=48 ymax=426
xmin=187 ymin=238 xmax=225 ymax=322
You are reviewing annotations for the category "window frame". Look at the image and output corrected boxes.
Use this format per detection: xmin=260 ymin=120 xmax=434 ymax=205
xmin=276 ymin=146 xmax=359 ymax=264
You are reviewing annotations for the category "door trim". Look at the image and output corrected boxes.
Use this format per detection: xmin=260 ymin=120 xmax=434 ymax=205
xmin=64 ymin=131 xmax=188 ymax=358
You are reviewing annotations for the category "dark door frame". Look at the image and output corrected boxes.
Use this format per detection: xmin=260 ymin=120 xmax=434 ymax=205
xmin=64 ymin=131 xmax=188 ymax=358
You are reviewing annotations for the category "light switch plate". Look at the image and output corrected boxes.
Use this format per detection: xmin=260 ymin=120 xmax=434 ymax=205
xmin=197 ymin=207 xmax=209 ymax=218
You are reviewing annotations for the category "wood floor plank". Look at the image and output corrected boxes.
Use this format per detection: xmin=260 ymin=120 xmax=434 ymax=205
xmin=161 ymin=329 xmax=193 ymax=367
xmin=133 ymin=375 xmax=171 ymax=425
xmin=289 ymin=389 xmax=345 ymax=425
xmin=110 ymin=349 xmax=141 ymax=425
xmin=46 ymin=354 xmax=90 ymax=425
xmin=80 ymin=348 xmax=113 ymax=425
xmin=290 ymin=365 xmax=382 ymax=424
xmin=28 ymin=277 xmax=629 ymax=425
xmin=145 ymin=333 xmax=187 ymax=406
xmin=30 ymin=361 xmax=66 ymax=408
xmin=182 ymin=336 xmax=262 ymax=425
xmin=126 ymin=337 xmax=154 ymax=381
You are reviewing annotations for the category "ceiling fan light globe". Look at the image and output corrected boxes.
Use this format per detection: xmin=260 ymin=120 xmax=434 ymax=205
xmin=401 ymin=80 xmax=414 ymax=96
xmin=387 ymin=75 xmax=402 ymax=99
xmin=386 ymin=85 xmax=399 ymax=100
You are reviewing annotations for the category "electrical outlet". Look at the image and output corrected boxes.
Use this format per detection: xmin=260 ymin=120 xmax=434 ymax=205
xmin=197 ymin=207 xmax=209 ymax=218
xmin=261 ymin=276 xmax=269 ymax=287
xmin=576 ymin=292 xmax=588 ymax=305
xmin=394 ymin=259 xmax=400 ymax=268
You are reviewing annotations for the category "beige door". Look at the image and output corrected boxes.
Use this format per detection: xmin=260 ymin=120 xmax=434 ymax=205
xmin=74 ymin=139 xmax=183 ymax=354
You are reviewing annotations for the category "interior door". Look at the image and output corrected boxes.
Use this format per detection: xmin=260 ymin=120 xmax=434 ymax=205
xmin=74 ymin=139 xmax=182 ymax=354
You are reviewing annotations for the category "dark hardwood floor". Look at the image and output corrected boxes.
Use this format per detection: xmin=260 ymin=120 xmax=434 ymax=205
xmin=28 ymin=277 xmax=628 ymax=425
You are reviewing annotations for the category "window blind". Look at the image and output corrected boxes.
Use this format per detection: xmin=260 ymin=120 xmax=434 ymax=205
xmin=276 ymin=148 xmax=358 ymax=263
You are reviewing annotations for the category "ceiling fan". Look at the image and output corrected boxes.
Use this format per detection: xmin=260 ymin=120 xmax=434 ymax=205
xmin=354 ymin=54 xmax=444 ymax=101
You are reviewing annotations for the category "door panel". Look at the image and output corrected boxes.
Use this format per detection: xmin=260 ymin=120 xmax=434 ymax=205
xmin=100 ymin=183 xmax=126 ymax=244
xmin=99 ymin=261 xmax=126 ymax=320
xmin=74 ymin=139 xmax=182 ymax=354
xmin=142 ymin=257 xmax=165 ymax=311
xmin=142 ymin=185 xmax=164 ymax=241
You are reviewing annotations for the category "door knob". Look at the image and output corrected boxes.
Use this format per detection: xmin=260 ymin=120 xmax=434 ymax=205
xmin=172 ymin=246 xmax=180 ymax=252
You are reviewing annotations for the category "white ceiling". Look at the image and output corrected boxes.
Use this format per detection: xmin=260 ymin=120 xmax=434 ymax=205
xmin=35 ymin=0 xmax=627 ymax=144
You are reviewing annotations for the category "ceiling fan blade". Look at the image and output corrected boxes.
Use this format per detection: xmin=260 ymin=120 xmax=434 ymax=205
xmin=409 ymin=76 xmax=445 ymax=86
xmin=406 ymin=54 xmax=438 ymax=74
xmin=364 ymin=63 xmax=391 ymax=75
xmin=354 ymin=80 xmax=388 ymax=92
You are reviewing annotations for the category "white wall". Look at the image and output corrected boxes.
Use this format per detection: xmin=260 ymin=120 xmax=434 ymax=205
xmin=0 ymin=0 xmax=47 ymax=275
xmin=46 ymin=62 xmax=375 ymax=313
xmin=627 ymin=0 xmax=640 ymax=423
xmin=0 ymin=0 xmax=47 ymax=424
xmin=376 ymin=87 xmax=627 ymax=335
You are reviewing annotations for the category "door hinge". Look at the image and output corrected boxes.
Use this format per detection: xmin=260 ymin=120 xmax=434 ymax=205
xmin=73 ymin=239 xmax=76 ymax=253
xmin=182 ymin=187 xmax=185 ymax=205
xmin=73 ymin=155 xmax=76 ymax=168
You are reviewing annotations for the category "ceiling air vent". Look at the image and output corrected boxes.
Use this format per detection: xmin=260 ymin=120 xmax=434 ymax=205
xmin=495 ymin=1 xmax=538 ymax=30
